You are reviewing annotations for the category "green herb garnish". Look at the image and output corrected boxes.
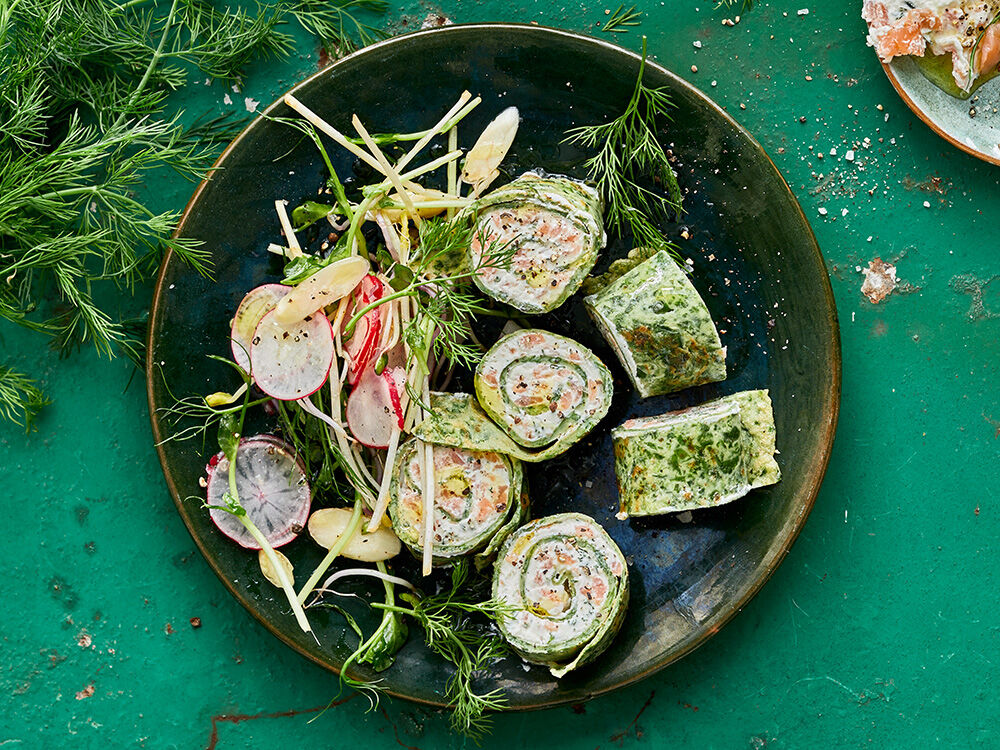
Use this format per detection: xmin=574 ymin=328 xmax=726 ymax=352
xmin=0 ymin=0 xmax=387 ymax=427
xmin=563 ymin=36 xmax=682 ymax=256
xmin=602 ymin=4 xmax=642 ymax=33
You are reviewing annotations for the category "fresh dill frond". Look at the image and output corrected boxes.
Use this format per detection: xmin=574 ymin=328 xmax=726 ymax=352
xmin=715 ymin=0 xmax=754 ymax=10
xmin=602 ymin=4 xmax=642 ymax=33
xmin=291 ymin=0 xmax=390 ymax=56
xmin=378 ymin=561 xmax=513 ymax=739
xmin=563 ymin=36 xmax=683 ymax=257
xmin=0 ymin=366 xmax=50 ymax=431
xmin=406 ymin=218 xmax=516 ymax=373
xmin=0 ymin=0 xmax=388 ymax=426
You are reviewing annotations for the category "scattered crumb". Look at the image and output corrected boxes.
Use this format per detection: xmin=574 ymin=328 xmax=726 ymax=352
xmin=75 ymin=683 xmax=95 ymax=701
xmin=860 ymin=258 xmax=898 ymax=303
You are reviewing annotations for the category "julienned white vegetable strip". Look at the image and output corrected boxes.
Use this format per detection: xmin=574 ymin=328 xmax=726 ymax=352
xmin=274 ymin=199 xmax=302 ymax=258
xmin=329 ymin=377 xmax=379 ymax=505
xmin=420 ymin=371 xmax=435 ymax=576
xmin=447 ymin=124 xmax=458 ymax=219
xmin=395 ymin=91 xmax=474 ymax=174
xmin=396 ymin=150 xmax=464 ymax=185
xmin=314 ymin=567 xmax=417 ymax=597
xmin=284 ymin=94 xmax=387 ymax=176
xmin=352 ymin=115 xmax=422 ymax=225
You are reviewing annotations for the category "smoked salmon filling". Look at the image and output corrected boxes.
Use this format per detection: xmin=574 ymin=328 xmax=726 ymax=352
xmin=492 ymin=513 xmax=629 ymax=678
xmin=469 ymin=172 xmax=605 ymax=314
xmin=388 ymin=439 xmax=527 ymax=566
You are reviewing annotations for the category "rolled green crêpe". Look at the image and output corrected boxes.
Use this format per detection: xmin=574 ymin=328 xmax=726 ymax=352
xmin=492 ymin=513 xmax=629 ymax=678
xmin=474 ymin=329 xmax=613 ymax=451
xmin=388 ymin=439 xmax=527 ymax=567
xmin=470 ymin=172 xmax=605 ymax=313
xmin=612 ymin=389 xmax=780 ymax=518
xmin=584 ymin=248 xmax=726 ymax=397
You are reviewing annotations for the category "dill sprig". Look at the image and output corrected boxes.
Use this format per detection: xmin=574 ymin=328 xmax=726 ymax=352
xmin=0 ymin=366 xmax=50 ymax=432
xmin=563 ymin=36 xmax=683 ymax=256
xmin=375 ymin=561 xmax=512 ymax=739
xmin=602 ymin=4 xmax=642 ymax=33
xmin=0 ymin=0 xmax=388 ymax=427
xmin=715 ymin=0 xmax=754 ymax=10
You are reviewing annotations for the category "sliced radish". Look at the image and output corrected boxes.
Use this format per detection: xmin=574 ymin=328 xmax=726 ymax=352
xmin=273 ymin=255 xmax=369 ymax=326
xmin=344 ymin=275 xmax=387 ymax=386
xmin=206 ymin=435 xmax=311 ymax=549
xmin=346 ymin=365 xmax=401 ymax=448
xmin=382 ymin=366 xmax=406 ymax=429
xmin=230 ymin=284 xmax=290 ymax=372
xmin=250 ymin=308 xmax=334 ymax=400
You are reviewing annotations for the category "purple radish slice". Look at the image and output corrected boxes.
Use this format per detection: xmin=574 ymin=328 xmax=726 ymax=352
xmin=250 ymin=308 xmax=334 ymax=400
xmin=206 ymin=435 xmax=311 ymax=549
xmin=346 ymin=365 xmax=404 ymax=449
xmin=230 ymin=284 xmax=290 ymax=372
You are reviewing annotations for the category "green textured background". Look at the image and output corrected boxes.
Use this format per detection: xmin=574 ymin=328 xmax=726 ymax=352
xmin=4 ymin=1 xmax=999 ymax=747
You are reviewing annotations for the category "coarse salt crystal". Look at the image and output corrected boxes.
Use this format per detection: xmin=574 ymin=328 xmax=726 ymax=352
xmin=818 ymin=207 xmax=828 ymax=216
xmin=845 ymin=150 xmax=855 ymax=161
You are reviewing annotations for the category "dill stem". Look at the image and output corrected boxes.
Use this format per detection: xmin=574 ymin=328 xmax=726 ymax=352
xmin=113 ymin=0 xmax=179 ymax=131
xmin=296 ymin=496 xmax=363 ymax=604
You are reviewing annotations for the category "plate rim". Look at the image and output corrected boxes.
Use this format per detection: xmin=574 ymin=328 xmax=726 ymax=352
xmin=881 ymin=59 xmax=1000 ymax=167
xmin=146 ymin=21 xmax=842 ymax=711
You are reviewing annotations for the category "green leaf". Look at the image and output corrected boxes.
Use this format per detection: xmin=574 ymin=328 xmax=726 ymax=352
xmin=388 ymin=264 xmax=414 ymax=292
xmin=291 ymin=201 xmax=337 ymax=230
xmin=280 ymin=244 xmax=350 ymax=285
xmin=358 ymin=609 xmax=409 ymax=672
xmin=217 ymin=411 xmax=241 ymax=462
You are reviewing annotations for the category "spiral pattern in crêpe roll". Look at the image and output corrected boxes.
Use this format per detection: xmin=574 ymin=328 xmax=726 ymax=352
xmin=492 ymin=513 xmax=629 ymax=678
xmin=388 ymin=439 xmax=526 ymax=566
xmin=474 ymin=329 xmax=613 ymax=451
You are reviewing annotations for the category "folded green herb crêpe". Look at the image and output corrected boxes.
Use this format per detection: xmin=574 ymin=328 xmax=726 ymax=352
xmin=492 ymin=513 xmax=629 ymax=678
xmin=388 ymin=439 xmax=527 ymax=567
xmin=470 ymin=172 xmax=605 ymax=313
xmin=612 ymin=389 xmax=780 ymax=517
xmin=584 ymin=248 xmax=726 ymax=397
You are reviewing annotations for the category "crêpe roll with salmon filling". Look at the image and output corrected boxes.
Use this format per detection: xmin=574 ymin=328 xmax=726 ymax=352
xmin=473 ymin=329 xmax=613 ymax=453
xmin=388 ymin=439 xmax=527 ymax=566
xmin=612 ymin=389 xmax=780 ymax=518
xmin=584 ymin=248 xmax=726 ymax=398
xmin=492 ymin=513 xmax=629 ymax=678
xmin=469 ymin=172 xmax=605 ymax=314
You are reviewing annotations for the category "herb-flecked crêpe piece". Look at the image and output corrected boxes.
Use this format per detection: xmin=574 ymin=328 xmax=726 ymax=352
xmin=584 ymin=248 xmax=726 ymax=397
xmin=612 ymin=389 xmax=780 ymax=517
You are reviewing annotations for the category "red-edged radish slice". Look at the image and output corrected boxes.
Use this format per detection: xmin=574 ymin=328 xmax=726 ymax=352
xmin=230 ymin=284 xmax=290 ymax=372
xmin=206 ymin=435 xmax=311 ymax=549
xmin=346 ymin=366 xmax=401 ymax=448
xmin=382 ymin=366 xmax=406 ymax=429
xmin=250 ymin=309 xmax=334 ymax=400
xmin=344 ymin=275 xmax=387 ymax=386
xmin=273 ymin=255 xmax=369 ymax=326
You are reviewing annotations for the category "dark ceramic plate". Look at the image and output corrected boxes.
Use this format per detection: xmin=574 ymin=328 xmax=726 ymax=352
xmin=147 ymin=24 xmax=841 ymax=710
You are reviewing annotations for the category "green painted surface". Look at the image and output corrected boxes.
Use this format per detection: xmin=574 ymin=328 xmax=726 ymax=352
xmin=4 ymin=1 xmax=999 ymax=747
